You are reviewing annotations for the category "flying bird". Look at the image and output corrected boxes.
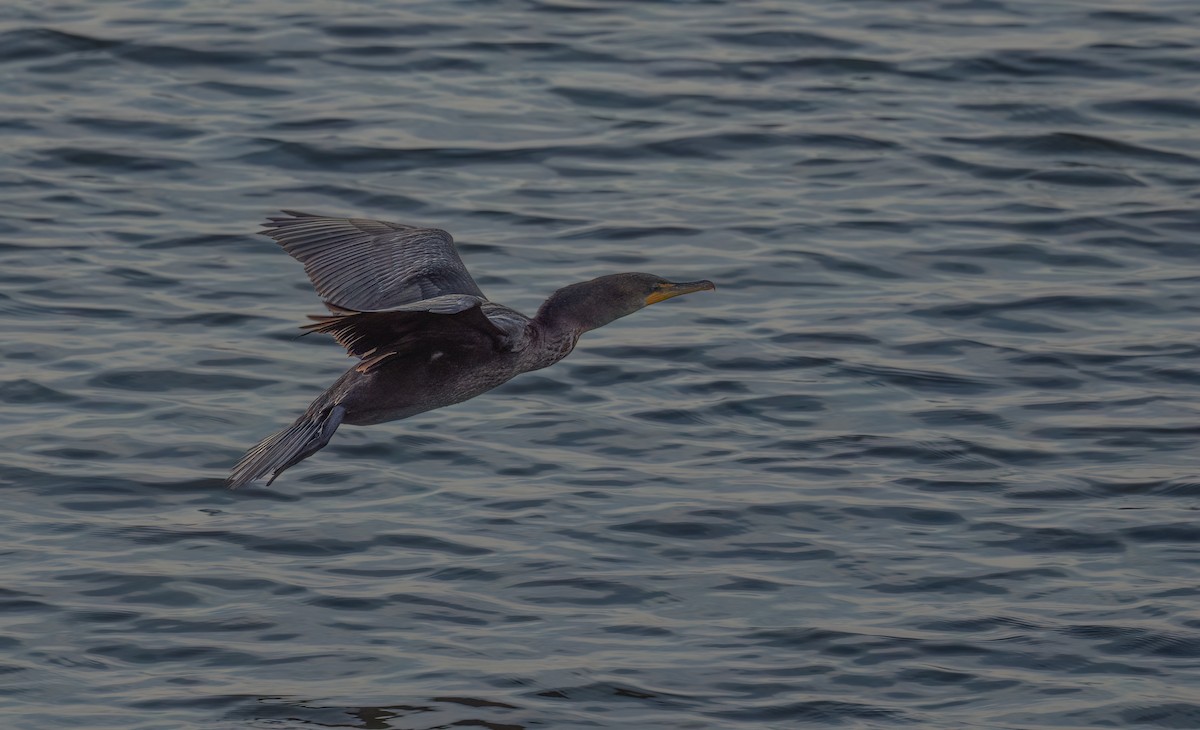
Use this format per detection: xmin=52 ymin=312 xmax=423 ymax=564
xmin=227 ymin=211 xmax=715 ymax=488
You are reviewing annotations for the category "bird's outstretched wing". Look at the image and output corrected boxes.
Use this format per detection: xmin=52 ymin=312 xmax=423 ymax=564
xmin=301 ymin=295 xmax=512 ymax=373
xmin=261 ymin=210 xmax=485 ymax=311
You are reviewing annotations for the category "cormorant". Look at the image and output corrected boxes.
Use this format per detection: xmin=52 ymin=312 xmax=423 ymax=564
xmin=227 ymin=211 xmax=715 ymax=488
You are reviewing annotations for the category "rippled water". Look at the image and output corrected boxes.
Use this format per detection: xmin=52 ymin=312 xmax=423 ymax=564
xmin=4 ymin=0 xmax=1200 ymax=727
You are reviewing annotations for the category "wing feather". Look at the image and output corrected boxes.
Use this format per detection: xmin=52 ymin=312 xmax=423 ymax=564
xmin=261 ymin=210 xmax=485 ymax=311
xmin=300 ymin=295 xmax=513 ymax=374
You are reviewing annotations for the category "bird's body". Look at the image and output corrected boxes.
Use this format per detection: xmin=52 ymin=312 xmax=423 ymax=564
xmin=227 ymin=211 xmax=713 ymax=488
xmin=297 ymin=302 xmax=569 ymax=428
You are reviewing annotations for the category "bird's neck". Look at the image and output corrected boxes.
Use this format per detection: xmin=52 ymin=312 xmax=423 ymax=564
xmin=520 ymin=319 xmax=580 ymax=372
xmin=523 ymin=282 xmax=622 ymax=371
xmin=532 ymin=280 xmax=626 ymax=336
xmin=522 ymin=296 xmax=586 ymax=372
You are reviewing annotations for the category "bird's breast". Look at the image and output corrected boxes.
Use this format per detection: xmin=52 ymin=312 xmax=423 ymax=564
xmin=517 ymin=329 xmax=578 ymax=373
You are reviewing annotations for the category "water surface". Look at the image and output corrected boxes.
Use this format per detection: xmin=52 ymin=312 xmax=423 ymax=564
xmin=3 ymin=0 xmax=1200 ymax=728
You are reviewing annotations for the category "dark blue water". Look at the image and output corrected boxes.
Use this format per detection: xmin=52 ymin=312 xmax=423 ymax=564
xmin=4 ymin=0 xmax=1200 ymax=727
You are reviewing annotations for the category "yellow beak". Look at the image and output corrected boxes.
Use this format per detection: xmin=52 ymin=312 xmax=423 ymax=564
xmin=645 ymin=280 xmax=716 ymax=306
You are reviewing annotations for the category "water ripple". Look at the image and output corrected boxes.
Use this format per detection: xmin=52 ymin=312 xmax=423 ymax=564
xmin=3 ymin=0 xmax=1200 ymax=728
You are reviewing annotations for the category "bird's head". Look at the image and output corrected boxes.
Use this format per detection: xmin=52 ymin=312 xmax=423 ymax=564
xmin=538 ymin=272 xmax=716 ymax=334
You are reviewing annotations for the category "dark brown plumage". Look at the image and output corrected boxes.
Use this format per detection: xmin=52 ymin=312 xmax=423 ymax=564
xmin=227 ymin=211 xmax=714 ymax=488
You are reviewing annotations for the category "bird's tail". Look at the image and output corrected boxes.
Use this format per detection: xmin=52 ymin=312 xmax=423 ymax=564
xmin=227 ymin=405 xmax=345 ymax=489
